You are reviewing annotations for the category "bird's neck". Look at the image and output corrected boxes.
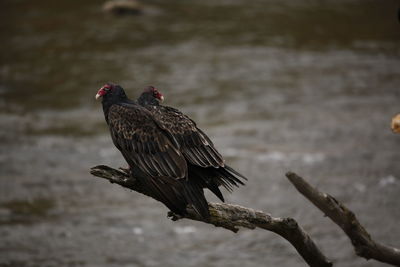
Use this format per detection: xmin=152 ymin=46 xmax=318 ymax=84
xmin=102 ymin=97 xmax=131 ymax=124
xmin=102 ymin=102 xmax=112 ymax=124
xmin=137 ymin=93 xmax=160 ymax=106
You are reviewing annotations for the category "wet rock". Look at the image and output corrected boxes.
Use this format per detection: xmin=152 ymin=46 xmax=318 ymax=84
xmin=103 ymin=0 xmax=143 ymax=15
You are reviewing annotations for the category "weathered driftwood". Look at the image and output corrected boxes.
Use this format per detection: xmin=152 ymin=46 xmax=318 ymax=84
xmin=90 ymin=165 xmax=332 ymax=267
xmin=90 ymin=165 xmax=400 ymax=266
xmin=286 ymin=172 xmax=400 ymax=266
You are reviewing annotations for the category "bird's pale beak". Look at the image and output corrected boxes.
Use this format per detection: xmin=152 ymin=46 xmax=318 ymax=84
xmin=95 ymin=93 xmax=102 ymax=100
xmin=160 ymin=95 xmax=164 ymax=102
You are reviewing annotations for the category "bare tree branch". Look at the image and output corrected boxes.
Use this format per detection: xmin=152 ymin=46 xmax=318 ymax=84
xmin=90 ymin=165 xmax=332 ymax=267
xmin=286 ymin=172 xmax=400 ymax=266
xmin=90 ymin=166 xmax=400 ymax=266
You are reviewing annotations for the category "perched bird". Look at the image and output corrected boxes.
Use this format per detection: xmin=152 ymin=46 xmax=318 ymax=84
xmin=137 ymin=86 xmax=246 ymax=201
xmin=96 ymin=83 xmax=246 ymax=218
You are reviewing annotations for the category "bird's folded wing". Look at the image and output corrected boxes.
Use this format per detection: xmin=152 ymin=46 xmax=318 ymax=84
xmin=108 ymin=104 xmax=187 ymax=179
xmin=149 ymin=106 xmax=225 ymax=168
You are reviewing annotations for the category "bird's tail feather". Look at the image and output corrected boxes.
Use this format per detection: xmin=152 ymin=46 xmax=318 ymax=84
xmin=181 ymin=179 xmax=210 ymax=218
xmin=216 ymin=164 xmax=246 ymax=191
xmin=188 ymin=164 xmax=247 ymax=201
xmin=137 ymin=174 xmax=209 ymax=219
xmin=188 ymin=166 xmax=225 ymax=202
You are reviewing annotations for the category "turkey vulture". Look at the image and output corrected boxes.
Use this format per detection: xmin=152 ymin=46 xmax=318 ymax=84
xmin=96 ymin=83 xmax=246 ymax=218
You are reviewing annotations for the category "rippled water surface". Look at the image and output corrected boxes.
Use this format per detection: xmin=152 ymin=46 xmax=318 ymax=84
xmin=1 ymin=1 xmax=400 ymax=266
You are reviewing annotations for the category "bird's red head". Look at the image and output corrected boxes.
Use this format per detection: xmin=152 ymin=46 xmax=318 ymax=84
xmin=144 ymin=86 xmax=164 ymax=102
xmin=96 ymin=83 xmax=115 ymax=100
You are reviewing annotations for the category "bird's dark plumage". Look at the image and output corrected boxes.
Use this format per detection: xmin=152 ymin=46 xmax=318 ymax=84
xmin=137 ymin=86 xmax=246 ymax=202
xmin=108 ymin=104 xmax=188 ymax=179
xmin=97 ymin=83 xmax=246 ymax=218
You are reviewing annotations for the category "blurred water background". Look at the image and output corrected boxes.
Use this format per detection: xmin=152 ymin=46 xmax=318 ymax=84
xmin=1 ymin=0 xmax=400 ymax=266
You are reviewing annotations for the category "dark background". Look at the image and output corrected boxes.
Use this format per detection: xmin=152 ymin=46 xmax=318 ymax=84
xmin=1 ymin=0 xmax=399 ymax=266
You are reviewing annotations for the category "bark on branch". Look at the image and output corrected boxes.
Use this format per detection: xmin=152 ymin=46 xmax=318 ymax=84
xmin=286 ymin=172 xmax=400 ymax=266
xmin=90 ymin=165 xmax=400 ymax=266
xmin=90 ymin=165 xmax=332 ymax=267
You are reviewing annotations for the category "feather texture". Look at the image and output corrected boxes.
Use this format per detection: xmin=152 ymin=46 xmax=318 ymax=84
xmin=99 ymin=83 xmax=247 ymax=219
xmin=138 ymin=92 xmax=247 ymax=203
xmin=108 ymin=104 xmax=187 ymax=179
xmin=146 ymin=105 xmax=225 ymax=168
